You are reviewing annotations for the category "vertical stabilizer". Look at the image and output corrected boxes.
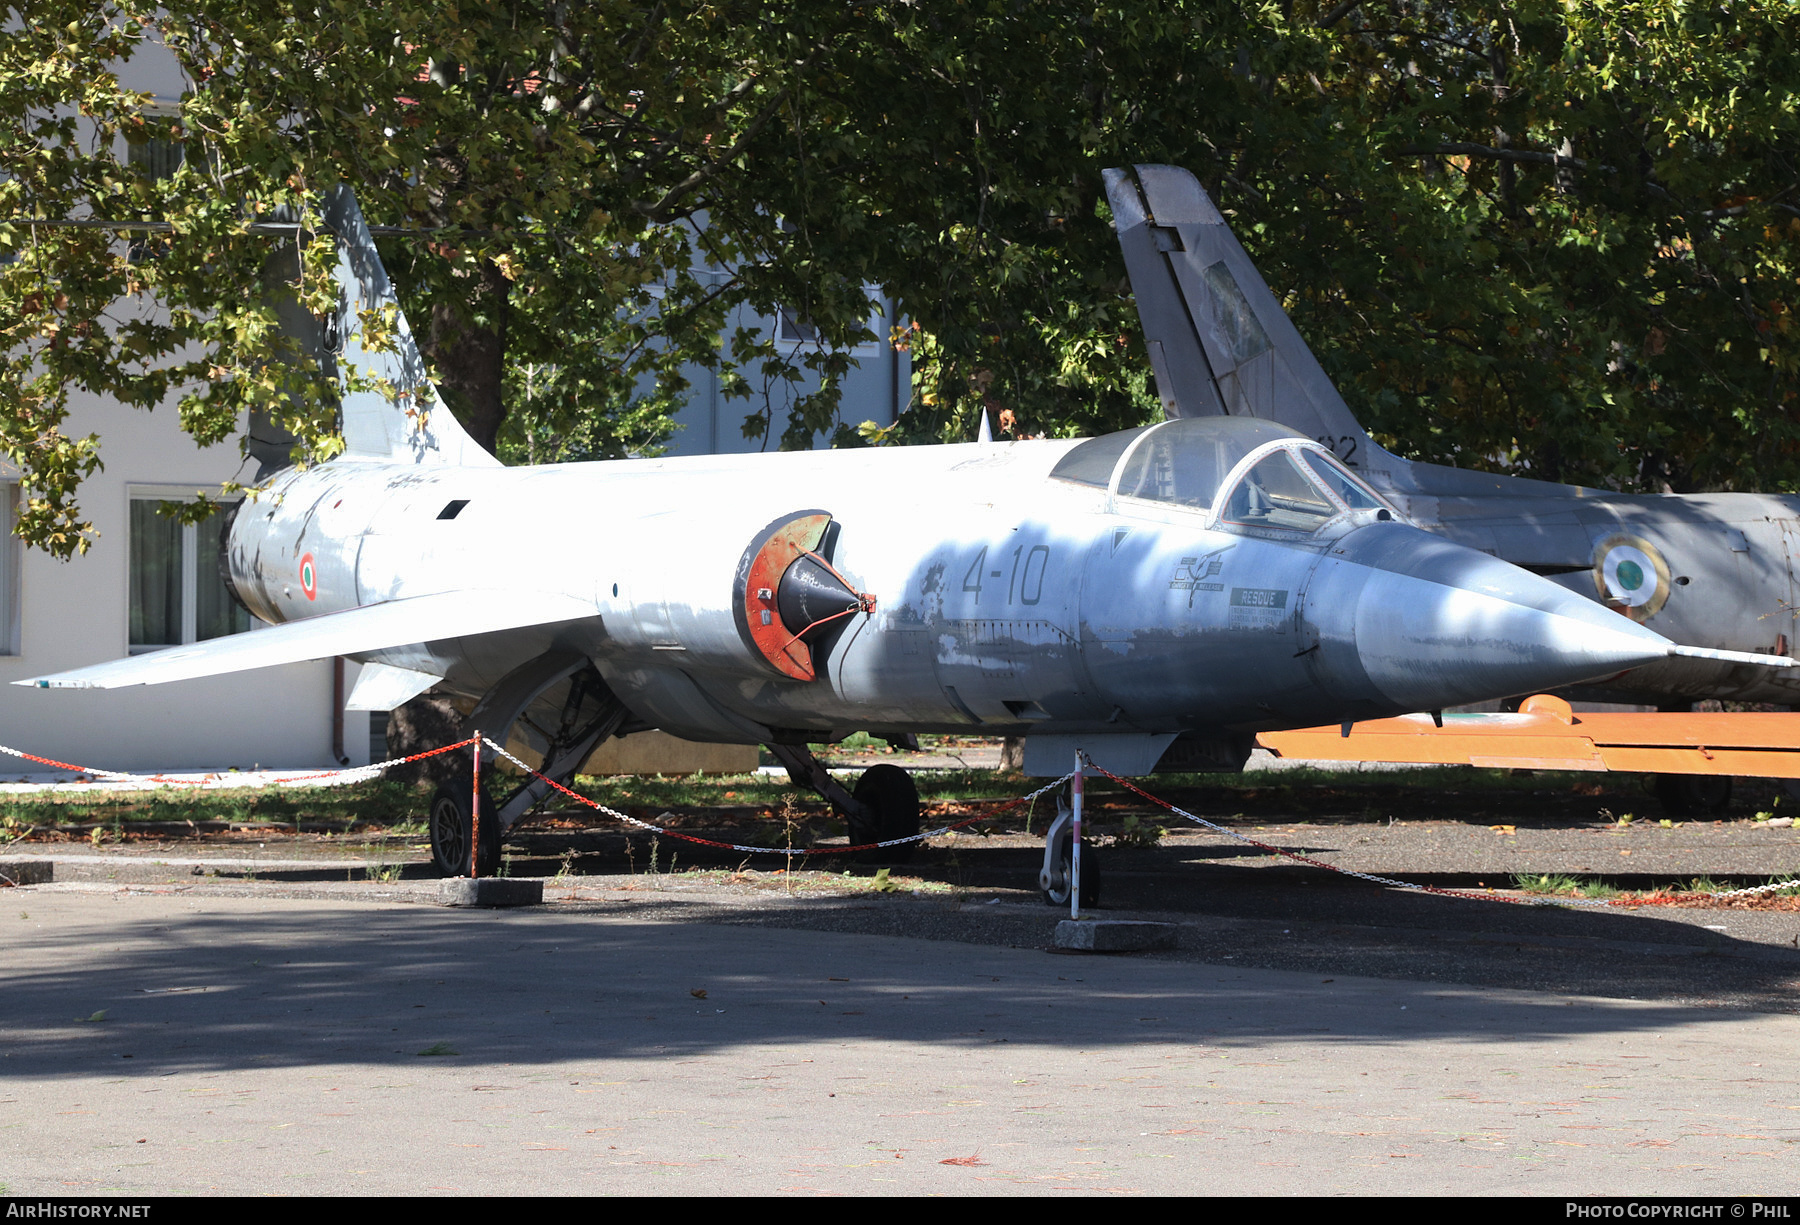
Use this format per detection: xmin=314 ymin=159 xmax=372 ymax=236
xmin=1105 ymin=165 xmax=1404 ymax=486
xmin=319 ymin=186 xmax=499 ymax=467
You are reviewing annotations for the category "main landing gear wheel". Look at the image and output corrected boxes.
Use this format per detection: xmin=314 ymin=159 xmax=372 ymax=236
xmin=1041 ymin=833 xmax=1101 ymax=909
xmin=849 ymin=763 xmax=920 ymax=863
xmin=429 ymin=783 xmax=501 ymax=878
xmin=1653 ymin=773 xmax=1732 ymax=818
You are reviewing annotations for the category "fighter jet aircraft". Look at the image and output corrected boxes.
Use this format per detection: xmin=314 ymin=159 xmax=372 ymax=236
xmin=18 ymin=185 xmax=1788 ymax=881
xmin=1107 ymin=164 xmax=1800 ymax=717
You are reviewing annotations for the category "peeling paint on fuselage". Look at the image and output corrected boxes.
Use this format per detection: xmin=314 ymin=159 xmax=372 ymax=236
xmin=221 ymin=436 xmax=1664 ymax=745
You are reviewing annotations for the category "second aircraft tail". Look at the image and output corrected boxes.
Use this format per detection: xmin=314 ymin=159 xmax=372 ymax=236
xmin=1104 ymin=165 xmax=1422 ymax=491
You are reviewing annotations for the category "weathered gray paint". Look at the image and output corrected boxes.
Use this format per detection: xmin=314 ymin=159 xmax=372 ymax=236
xmin=1108 ymin=163 xmax=1800 ymax=707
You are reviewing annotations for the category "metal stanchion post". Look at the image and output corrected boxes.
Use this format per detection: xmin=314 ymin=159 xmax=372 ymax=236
xmin=1070 ymin=751 xmax=1083 ymax=921
xmin=469 ymin=735 xmax=482 ymax=879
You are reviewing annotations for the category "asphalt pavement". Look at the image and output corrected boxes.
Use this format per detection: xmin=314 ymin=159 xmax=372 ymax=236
xmin=2 ymin=871 xmax=1798 ymax=1196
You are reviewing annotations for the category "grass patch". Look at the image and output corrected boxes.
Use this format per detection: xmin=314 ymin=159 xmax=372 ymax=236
xmin=0 ymin=777 xmax=427 ymax=833
xmin=1511 ymin=873 xmax=1622 ymax=900
xmin=1514 ymin=873 xmax=1584 ymax=896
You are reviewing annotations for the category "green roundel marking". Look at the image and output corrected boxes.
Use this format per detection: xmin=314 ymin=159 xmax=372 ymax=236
xmin=1615 ymin=559 xmax=1644 ymax=592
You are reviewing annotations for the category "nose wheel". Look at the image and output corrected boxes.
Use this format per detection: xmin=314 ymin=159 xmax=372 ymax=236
xmin=849 ymin=763 xmax=921 ymax=863
xmin=1039 ymin=797 xmax=1100 ymax=908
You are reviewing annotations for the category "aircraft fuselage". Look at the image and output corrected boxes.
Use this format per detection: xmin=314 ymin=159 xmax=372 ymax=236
xmin=222 ymin=428 xmax=1679 ymax=754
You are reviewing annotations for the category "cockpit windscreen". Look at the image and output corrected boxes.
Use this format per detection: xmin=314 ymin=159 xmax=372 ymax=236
xmin=1051 ymin=416 xmax=1305 ymax=509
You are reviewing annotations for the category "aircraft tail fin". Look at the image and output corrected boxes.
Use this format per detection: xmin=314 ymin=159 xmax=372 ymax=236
xmin=316 ymin=186 xmax=499 ymax=468
xmin=1104 ymin=165 xmax=1400 ymax=485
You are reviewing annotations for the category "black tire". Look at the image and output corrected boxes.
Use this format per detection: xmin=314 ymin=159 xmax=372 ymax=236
xmin=1041 ymin=836 xmax=1101 ymax=908
xmin=1653 ymin=773 xmax=1732 ymax=818
xmin=849 ymin=763 xmax=920 ymax=864
xmin=429 ymin=784 xmax=501 ymax=877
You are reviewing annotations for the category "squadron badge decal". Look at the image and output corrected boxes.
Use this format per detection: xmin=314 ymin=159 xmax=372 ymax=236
xmin=1592 ymin=534 xmax=1670 ymax=622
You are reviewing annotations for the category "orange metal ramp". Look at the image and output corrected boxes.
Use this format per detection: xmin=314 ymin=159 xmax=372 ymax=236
xmin=1256 ymin=695 xmax=1800 ymax=778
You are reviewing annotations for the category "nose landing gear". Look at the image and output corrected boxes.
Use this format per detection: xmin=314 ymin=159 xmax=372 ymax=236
xmin=1039 ymin=793 xmax=1100 ymax=908
xmin=765 ymin=743 xmax=921 ymax=862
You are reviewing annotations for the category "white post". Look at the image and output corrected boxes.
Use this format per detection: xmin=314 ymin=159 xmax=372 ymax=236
xmin=1070 ymin=752 xmax=1084 ymax=920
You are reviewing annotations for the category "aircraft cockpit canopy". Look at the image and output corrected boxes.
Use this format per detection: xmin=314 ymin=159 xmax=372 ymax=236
xmin=1050 ymin=416 xmax=1396 ymax=531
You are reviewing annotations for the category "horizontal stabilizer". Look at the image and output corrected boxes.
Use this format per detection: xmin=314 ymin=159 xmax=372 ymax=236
xmin=345 ymin=662 xmax=444 ymax=712
xmin=17 ymin=590 xmax=595 ymax=690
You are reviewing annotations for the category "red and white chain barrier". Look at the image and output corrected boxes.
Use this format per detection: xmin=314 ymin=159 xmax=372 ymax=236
xmin=0 ymin=736 xmax=478 ymax=789
xmin=0 ymin=733 xmax=1792 ymax=905
xmin=1077 ymin=756 xmax=1800 ymax=909
xmin=480 ymin=735 xmax=1073 ymax=857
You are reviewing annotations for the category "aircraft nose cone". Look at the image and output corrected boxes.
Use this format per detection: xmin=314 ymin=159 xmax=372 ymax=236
xmin=1323 ymin=524 xmax=1672 ymax=711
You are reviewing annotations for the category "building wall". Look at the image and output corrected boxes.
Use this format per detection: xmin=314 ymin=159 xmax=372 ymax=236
xmin=0 ymin=390 xmax=371 ymax=773
xmin=665 ymin=296 xmax=911 ymax=457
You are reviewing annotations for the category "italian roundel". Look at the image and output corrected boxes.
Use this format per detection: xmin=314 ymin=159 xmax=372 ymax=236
xmin=1591 ymin=534 xmax=1669 ymax=622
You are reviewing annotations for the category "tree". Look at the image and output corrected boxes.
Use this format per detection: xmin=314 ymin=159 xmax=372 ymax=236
xmin=5 ymin=2 xmax=1800 ymax=562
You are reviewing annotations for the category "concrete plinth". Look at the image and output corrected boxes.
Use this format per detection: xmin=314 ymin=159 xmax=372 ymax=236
xmin=1054 ymin=919 xmax=1177 ymax=952
xmin=0 ymin=860 xmax=54 ymax=886
xmin=437 ymin=878 xmax=543 ymax=908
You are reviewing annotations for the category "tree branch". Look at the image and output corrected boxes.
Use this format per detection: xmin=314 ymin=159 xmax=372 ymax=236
xmin=634 ymin=87 xmax=794 ymax=222
xmin=1399 ymin=142 xmax=1588 ymax=169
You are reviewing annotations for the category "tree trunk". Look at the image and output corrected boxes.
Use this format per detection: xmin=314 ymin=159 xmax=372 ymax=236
xmin=385 ymin=692 xmax=468 ymax=787
xmin=424 ymin=257 xmax=512 ymax=456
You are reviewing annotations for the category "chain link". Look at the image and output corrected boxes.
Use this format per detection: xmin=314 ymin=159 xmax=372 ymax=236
xmin=0 ymin=737 xmax=477 ymax=789
xmin=1079 ymin=754 xmax=1621 ymax=909
xmin=3 ymin=730 xmax=1790 ymax=903
xmin=482 ymin=736 xmax=1073 ymax=857
xmin=1700 ymin=876 xmax=1800 ymax=901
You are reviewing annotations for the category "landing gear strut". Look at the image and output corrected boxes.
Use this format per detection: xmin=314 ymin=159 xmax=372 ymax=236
xmin=429 ymin=650 xmax=629 ymax=878
xmin=765 ymin=743 xmax=920 ymax=863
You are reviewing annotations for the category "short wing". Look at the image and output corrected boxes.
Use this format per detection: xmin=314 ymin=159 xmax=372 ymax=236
xmin=16 ymin=590 xmax=595 ymax=690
